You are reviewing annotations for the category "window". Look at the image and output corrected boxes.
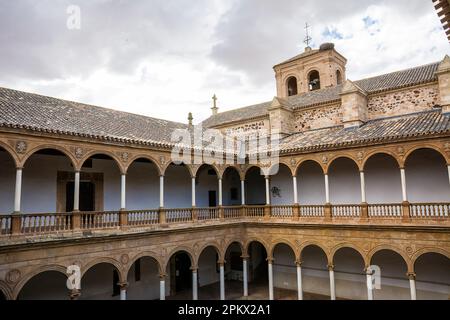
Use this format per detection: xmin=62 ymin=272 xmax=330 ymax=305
xmin=308 ymin=70 xmax=321 ymax=91
xmin=287 ymin=77 xmax=298 ymax=96
xmin=336 ymin=70 xmax=342 ymax=85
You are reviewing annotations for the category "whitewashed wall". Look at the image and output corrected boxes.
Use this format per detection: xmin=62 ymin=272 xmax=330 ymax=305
xmin=126 ymin=162 xmax=160 ymax=210
xmin=0 ymin=151 xmax=16 ymax=213
xmin=245 ymin=168 xmax=265 ymax=205
xmin=196 ymin=167 xmax=219 ymax=208
xmin=222 ymin=169 xmax=241 ymax=206
xmin=365 ymin=154 xmax=403 ymax=203
xmin=164 ymin=165 xmax=191 ymax=208
xmin=270 ymin=165 xmax=293 ymax=205
xmin=329 ymin=158 xmax=361 ymax=204
xmin=297 ymin=161 xmax=326 ymax=205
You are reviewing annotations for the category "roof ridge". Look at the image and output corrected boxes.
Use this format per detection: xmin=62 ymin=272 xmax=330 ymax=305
xmin=0 ymin=86 xmax=188 ymax=127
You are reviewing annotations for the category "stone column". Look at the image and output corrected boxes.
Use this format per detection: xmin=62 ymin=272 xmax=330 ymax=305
xmin=192 ymin=268 xmax=198 ymax=300
xmin=324 ymin=174 xmax=330 ymax=204
xmin=366 ymin=269 xmax=374 ymax=301
xmin=219 ymin=261 xmax=225 ymax=300
xmin=191 ymin=177 xmax=196 ymax=207
xmin=293 ymin=176 xmax=299 ymax=205
xmin=218 ymin=178 xmax=223 ymax=207
xmin=74 ymin=171 xmax=80 ymax=212
xmin=268 ymin=258 xmax=274 ymax=300
xmin=360 ymin=171 xmax=366 ymax=203
xmin=241 ymin=180 xmax=246 ymax=205
xmin=328 ymin=265 xmax=336 ymax=300
xmin=160 ymin=274 xmax=166 ymax=300
xmin=296 ymin=261 xmax=303 ymax=300
xmin=120 ymin=174 xmax=126 ymax=210
xmin=69 ymin=289 xmax=81 ymax=300
xmin=447 ymin=165 xmax=450 ymax=189
xmin=408 ymin=273 xmax=417 ymax=300
xmin=400 ymin=168 xmax=408 ymax=202
xmin=242 ymin=255 xmax=249 ymax=297
xmin=119 ymin=282 xmax=128 ymax=301
xmin=159 ymin=175 xmax=164 ymax=208
xmin=14 ymin=168 xmax=23 ymax=213
xmin=265 ymin=176 xmax=271 ymax=205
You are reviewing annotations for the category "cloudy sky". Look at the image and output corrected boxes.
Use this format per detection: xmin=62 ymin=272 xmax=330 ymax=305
xmin=0 ymin=0 xmax=448 ymax=124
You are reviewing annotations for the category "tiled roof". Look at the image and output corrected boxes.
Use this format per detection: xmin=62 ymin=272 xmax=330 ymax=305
xmin=0 ymin=87 xmax=189 ymax=147
xmin=273 ymin=49 xmax=320 ymax=68
xmin=202 ymin=62 xmax=440 ymax=127
xmin=277 ymin=109 xmax=450 ymax=154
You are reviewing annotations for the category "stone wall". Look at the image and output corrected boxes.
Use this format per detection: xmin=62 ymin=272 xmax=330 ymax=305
xmin=293 ymin=104 xmax=342 ymax=132
xmin=367 ymin=84 xmax=440 ymax=119
xmin=223 ymin=119 xmax=269 ymax=137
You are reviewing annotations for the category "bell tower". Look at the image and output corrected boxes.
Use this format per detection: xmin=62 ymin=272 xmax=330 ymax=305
xmin=273 ymin=42 xmax=347 ymax=98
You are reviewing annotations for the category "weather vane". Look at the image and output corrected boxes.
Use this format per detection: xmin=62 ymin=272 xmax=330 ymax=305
xmin=304 ymin=23 xmax=312 ymax=47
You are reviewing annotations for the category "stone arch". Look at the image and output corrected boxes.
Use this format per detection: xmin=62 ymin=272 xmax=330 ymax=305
xmin=362 ymin=151 xmax=401 ymax=170
xmin=125 ymin=154 xmax=162 ymax=175
xmin=330 ymin=243 xmax=368 ymax=267
xmin=20 ymin=145 xmax=76 ymax=169
xmin=81 ymin=258 xmax=124 ymax=282
xmin=126 ymin=252 xmax=163 ymax=276
xmin=368 ymin=245 xmax=412 ymax=272
xmin=244 ymin=238 xmax=270 ymax=258
xmin=269 ymin=240 xmax=299 ymax=261
xmin=299 ymin=241 xmax=330 ymax=263
xmin=411 ymin=247 xmax=450 ymax=268
xmin=195 ymin=243 xmax=223 ymax=266
xmin=326 ymin=155 xmax=362 ymax=174
xmin=164 ymin=246 xmax=196 ymax=270
xmin=13 ymin=264 xmax=68 ymax=300
xmin=221 ymin=165 xmax=242 ymax=180
xmin=403 ymin=145 xmax=448 ymax=167
xmin=336 ymin=69 xmax=343 ymax=85
xmin=243 ymin=165 xmax=265 ymax=179
xmin=80 ymin=150 xmax=124 ymax=173
xmin=223 ymin=239 xmax=245 ymax=256
xmin=295 ymin=158 xmax=325 ymax=176
xmin=307 ymin=69 xmax=321 ymax=91
xmin=0 ymin=280 xmax=12 ymax=300
xmin=268 ymin=162 xmax=294 ymax=177
xmin=0 ymin=141 xmax=19 ymax=168
xmin=162 ymin=162 xmax=194 ymax=178
xmin=193 ymin=164 xmax=220 ymax=179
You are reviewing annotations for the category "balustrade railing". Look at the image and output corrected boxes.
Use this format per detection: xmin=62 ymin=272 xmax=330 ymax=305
xmin=299 ymin=205 xmax=325 ymax=217
xmin=197 ymin=208 xmax=220 ymax=221
xmin=223 ymin=206 xmax=242 ymax=219
xmin=81 ymin=211 xmax=119 ymax=230
xmin=410 ymin=203 xmax=450 ymax=219
xmin=127 ymin=210 xmax=159 ymax=226
xmin=165 ymin=208 xmax=192 ymax=224
xmin=271 ymin=206 xmax=294 ymax=219
xmin=0 ymin=215 xmax=11 ymax=235
xmin=245 ymin=206 xmax=265 ymax=218
xmin=368 ymin=204 xmax=402 ymax=218
xmin=2 ymin=202 xmax=449 ymax=237
xmin=332 ymin=205 xmax=361 ymax=218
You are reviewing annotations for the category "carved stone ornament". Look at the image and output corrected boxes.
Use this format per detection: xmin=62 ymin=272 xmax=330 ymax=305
xmin=121 ymin=152 xmax=129 ymax=162
xmin=120 ymin=254 xmax=129 ymax=265
xmin=357 ymin=151 xmax=364 ymax=161
xmin=444 ymin=142 xmax=450 ymax=152
xmin=290 ymin=158 xmax=297 ymax=166
xmin=397 ymin=146 xmax=405 ymax=155
xmin=6 ymin=269 xmax=21 ymax=284
xmin=322 ymin=155 xmax=329 ymax=164
xmin=15 ymin=141 xmax=28 ymax=154
xmin=159 ymin=156 xmax=166 ymax=165
xmin=74 ymin=147 xmax=84 ymax=159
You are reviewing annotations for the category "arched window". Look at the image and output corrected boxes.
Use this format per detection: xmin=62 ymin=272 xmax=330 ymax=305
xmin=287 ymin=77 xmax=298 ymax=96
xmin=336 ymin=70 xmax=342 ymax=85
xmin=308 ymin=70 xmax=321 ymax=91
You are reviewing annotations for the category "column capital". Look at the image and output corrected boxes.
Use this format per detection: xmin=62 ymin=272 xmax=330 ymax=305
xmin=217 ymin=259 xmax=226 ymax=267
xmin=159 ymin=273 xmax=167 ymax=280
xmin=69 ymin=289 xmax=81 ymax=300
xmin=190 ymin=266 xmax=198 ymax=272
xmin=266 ymin=257 xmax=274 ymax=264
xmin=241 ymin=254 xmax=250 ymax=260
xmin=295 ymin=260 xmax=303 ymax=267
xmin=16 ymin=166 xmax=24 ymax=170
xmin=117 ymin=282 xmax=128 ymax=290
xmin=327 ymin=264 xmax=335 ymax=271
xmin=407 ymin=272 xmax=416 ymax=280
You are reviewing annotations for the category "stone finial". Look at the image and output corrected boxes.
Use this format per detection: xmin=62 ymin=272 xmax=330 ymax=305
xmin=188 ymin=112 xmax=193 ymax=126
xmin=211 ymin=94 xmax=219 ymax=115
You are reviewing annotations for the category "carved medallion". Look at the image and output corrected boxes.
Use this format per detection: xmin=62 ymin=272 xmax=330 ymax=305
xmin=120 ymin=254 xmax=129 ymax=265
xmin=6 ymin=269 xmax=21 ymax=284
xmin=321 ymin=155 xmax=329 ymax=164
xmin=357 ymin=151 xmax=364 ymax=161
xmin=159 ymin=156 xmax=166 ymax=166
xmin=397 ymin=147 xmax=405 ymax=156
xmin=121 ymin=152 xmax=129 ymax=162
xmin=406 ymin=246 xmax=413 ymax=255
xmin=15 ymin=141 xmax=27 ymax=154
xmin=444 ymin=142 xmax=450 ymax=152
xmin=74 ymin=147 xmax=84 ymax=159
xmin=290 ymin=158 xmax=297 ymax=166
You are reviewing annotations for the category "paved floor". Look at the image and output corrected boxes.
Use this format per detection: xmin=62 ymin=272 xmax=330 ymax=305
xmin=167 ymin=280 xmax=332 ymax=301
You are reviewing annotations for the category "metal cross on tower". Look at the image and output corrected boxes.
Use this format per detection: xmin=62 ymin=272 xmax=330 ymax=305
xmin=304 ymin=23 xmax=312 ymax=47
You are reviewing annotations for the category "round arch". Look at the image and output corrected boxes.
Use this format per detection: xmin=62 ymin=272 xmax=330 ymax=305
xmin=286 ymin=76 xmax=298 ymax=96
xmin=299 ymin=242 xmax=330 ymax=263
xmin=362 ymin=151 xmax=401 ymax=170
xmin=126 ymin=253 xmax=163 ymax=277
xmin=224 ymin=240 xmax=245 ymax=256
xmin=0 ymin=280 xmax=12 ymax=300
xmin=162 ymin=162 xmax=194 ymax=178
xmin=269 ymin=240 xmax=299 ymax=261
xmin=326 ymin=155 xmax=361 ymax=174
xmin=194 ymin=164 xmax=220 ymax=179
xmin=81 ymin=258 xmax=124 ymax=282
xmin=412 ymin=248 xmax=450 ymax=266
xmin=79 ymin=151 xmax=123 ymax=174
xmin=21 ymin=146 xmax=76 ymax=169
xmin=14 ymin=265 xmax=68 ymax=300
xmin=368 ymin=246 xmax=411 ymax=272
xmin=403 ymin=146 xmax=448 ymax=166
xmin=330 ymin=244 xmax=368 ymax=266
xmin=196 ymin=243 xmax=223 ymax=266
xmin=125 ymin=155 xmax=162 ymax=175
xmin=164 ymin=247 xmax=196 ymax=271
xmin=244 ymin=239 xmax=270 ymax=257
xmin=295 ymin=159 xmax=325 ymax=176
xmin=0 ymin=142 xmax=19 ymax=168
